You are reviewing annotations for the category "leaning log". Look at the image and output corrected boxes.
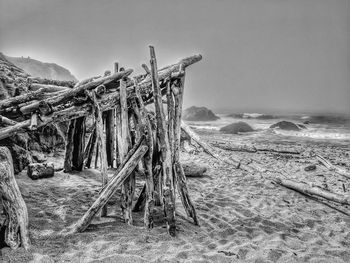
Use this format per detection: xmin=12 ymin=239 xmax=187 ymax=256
xmin=0 ymin=147 xmax=30 ymax=249
xmin=133 ymin=88 xmax=155 ymax=228
xmin=70 ymin=144 xmax=148 ymax=233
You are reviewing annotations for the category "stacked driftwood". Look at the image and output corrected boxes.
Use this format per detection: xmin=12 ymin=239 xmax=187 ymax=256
xmin=0 ymin=47 xmax=201 ymax=249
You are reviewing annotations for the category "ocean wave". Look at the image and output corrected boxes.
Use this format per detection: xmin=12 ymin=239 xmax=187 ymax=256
xmin=273 ymin=129 xmax=350 ymax=140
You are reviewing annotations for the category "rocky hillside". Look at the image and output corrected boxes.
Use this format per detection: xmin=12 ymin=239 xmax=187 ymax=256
xmin=5 ymin=55 xmax=77 ymax=81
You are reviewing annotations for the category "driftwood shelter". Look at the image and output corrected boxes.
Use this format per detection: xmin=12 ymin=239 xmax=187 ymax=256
xmin=0 ymin=47 xmax=202 ymax=249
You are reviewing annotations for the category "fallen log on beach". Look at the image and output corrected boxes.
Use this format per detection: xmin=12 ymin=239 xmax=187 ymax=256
xmin=274 ymin=178 xmax=350 ymax=206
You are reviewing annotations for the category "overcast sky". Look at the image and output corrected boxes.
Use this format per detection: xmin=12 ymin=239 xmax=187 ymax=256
xmin=1 ymin=0 xmax=349 ymax=114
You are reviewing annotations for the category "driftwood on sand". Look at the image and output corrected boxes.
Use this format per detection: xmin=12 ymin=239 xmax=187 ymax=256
xmin=274 ymin=178 xmax=350 ymax=205
xmin=0 ymin=147 xmax=30 ymax=250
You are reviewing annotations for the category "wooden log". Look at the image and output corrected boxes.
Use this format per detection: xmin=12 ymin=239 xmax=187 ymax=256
xmin=84 ymin=126 xmax=97 ymax=168
xmin=180 ymin=121 xmax=220 ymax=160
xmin=316 ymin=154 xmax=350 ymax=179
xmin=172 ymin=75 xmax=199 ymax=225
xmin=63 ymin=120 xmax=76 ymax=172
xmin=120 ymin=77 xmax=134 ymax=225
xmin=70 ymin=144 xmax=148 ymax=233
xmin=71 ymin=117 xmax=86 ymax=171
xmin=142 ymin=64 xmax=151 ymax=75
xmin=74 ymin=75 xmax=101 ymax=88
xmin=0 ymin=115 xmax=17 ymax=126
xmin=0 ymin=147 xmax=30 ymax=249
xmin=0 ymin=88 xmax=45 ymax=113
xmin=29 ymin=83 xmax=70 ymax=93
xmin=105 ymin=111 xmax=115 ymax=168
xmin=149 ymin=46 xmax=176 ymax=236
xmin=275 ymin=178 xmax=350 ymax=205
xmin=167 ymin=81 xmax=175 ymax=163
xmin=29 ymin=112 xmax=38 ymax=130
xmin=28 ymin=77 xmax=76 ymax=88
xmin=88 ymin=90 xmax=109 ymax=217
xmin=133 ymin=88 xmax=155 ymax=228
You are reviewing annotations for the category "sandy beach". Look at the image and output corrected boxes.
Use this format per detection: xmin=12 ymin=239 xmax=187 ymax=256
xmin=1 ymin=126 xmax=349 ymax=263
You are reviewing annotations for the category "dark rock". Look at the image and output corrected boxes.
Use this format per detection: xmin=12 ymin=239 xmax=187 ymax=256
xmin=183 ymin=106 xmax=219 ymax=121
xmin=304 ymin=164 xmax=317 ymax=171
xmin=220 ymin=122 xmax=254 ymax=134
xmin=297 ymin=124 xmax=307 ymax=129
xmin=182 ymin=162 xmax=207 ymax=177
xmin=9 ymin=145 xmax=33 ymax=174
xmin=270 ymin=121 xmax=301 ymax=131
xmin=27 ymin=162 xmax=54 ymax=180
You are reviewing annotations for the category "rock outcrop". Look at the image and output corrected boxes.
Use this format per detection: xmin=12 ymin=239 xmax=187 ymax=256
xmin=220 ymin=122 xmax=254 ymax=134
xmin=183 ymin=106 xmax=219 ymax=121
xmin=270 ymin=121 xmax=301 ymax=131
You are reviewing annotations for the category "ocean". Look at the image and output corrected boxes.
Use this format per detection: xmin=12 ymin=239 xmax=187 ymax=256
xmin=185 ymin=113 xmax=350 ymax=142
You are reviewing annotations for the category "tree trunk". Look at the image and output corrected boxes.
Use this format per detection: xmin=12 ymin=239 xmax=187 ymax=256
xmin=0 ymin=147 xmax=30 ymax=250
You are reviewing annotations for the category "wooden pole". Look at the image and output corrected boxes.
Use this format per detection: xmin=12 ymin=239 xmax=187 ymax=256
xmin=119 ymin=77 xmax=134 ymax=225
xmin=71 ymin=117 xmax=86 ymax=171
xmin=88 ymin=90 xmax=109 ymax=216
xmin=84 ymin=126 xmax=97 ymax=168
xmin=0 ymin=147 xmax=30 ymax=250
xmin=149 ymin=46 xmax=176 ymax=236
xmin=133 ymin=87 xmax=155 ymax=228
xmin=172 ymin=76 xmax=199 ymax=225
xmin=63 ymin=119 xmax=75 ymax=173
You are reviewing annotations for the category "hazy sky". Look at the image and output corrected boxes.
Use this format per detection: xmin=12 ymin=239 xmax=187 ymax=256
xmin=1 ymin=0 xmax=349 ymax=114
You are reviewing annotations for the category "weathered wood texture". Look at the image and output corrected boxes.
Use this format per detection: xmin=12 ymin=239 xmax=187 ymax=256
xmin=0 ymin=147 xmax=30 ymax=249
xmin=149 ymin=46 xmax=176 ymax=236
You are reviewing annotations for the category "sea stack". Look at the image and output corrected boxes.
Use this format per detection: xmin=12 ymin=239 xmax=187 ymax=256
xmin=220 ymin=121 xmax=254 ymax=134
xmin=183 ymin=106 xmax=220 ymax=121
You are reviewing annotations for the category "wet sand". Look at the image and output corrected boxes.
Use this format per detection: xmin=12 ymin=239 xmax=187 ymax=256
xmin=1 ymin=130 xmax=350 ymax=263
